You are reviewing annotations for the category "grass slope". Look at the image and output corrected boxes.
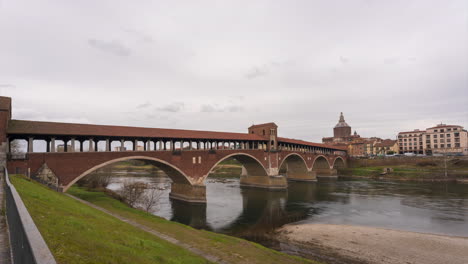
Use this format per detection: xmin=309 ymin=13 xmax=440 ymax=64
xmin=68 ymin=186 xmax=316 ymax=264
xmin=11 ymin=175 xmax=210 ymax=264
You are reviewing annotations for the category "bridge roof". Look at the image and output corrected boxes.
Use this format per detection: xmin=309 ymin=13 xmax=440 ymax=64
xmin=277 ymin=137 xmax=347 ymax=151
xmin=7 ymin=120 xmax=266 ymax=141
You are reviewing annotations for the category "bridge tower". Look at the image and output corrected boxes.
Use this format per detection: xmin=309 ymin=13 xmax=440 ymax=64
xmin=248 ymin=122 xmax=278 ymax=151
xmin=0 ymin=96 xmax=12 ymax=169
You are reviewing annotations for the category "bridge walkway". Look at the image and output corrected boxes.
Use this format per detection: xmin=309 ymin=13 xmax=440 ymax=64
xmin=0 ymin=170 xmax=11 ymax=264
xmin=66 ymin=194 xmax=228 ymax=264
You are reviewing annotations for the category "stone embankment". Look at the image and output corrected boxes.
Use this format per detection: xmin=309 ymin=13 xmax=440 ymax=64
xmin=276 ymin=223 xmax=468 ymax=264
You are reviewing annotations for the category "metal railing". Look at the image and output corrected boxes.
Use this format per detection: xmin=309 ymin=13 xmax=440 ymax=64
xmin=3 ymin=167 xmax=56 ymax=264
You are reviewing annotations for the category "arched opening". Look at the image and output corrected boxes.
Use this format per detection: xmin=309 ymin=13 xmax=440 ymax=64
xmin=312 ymin=156 xmax=330 ymax=171
xmin=65 ymin=156 xmax=192 ymax=192
xmin=207 ymin=153 xmax=268 ymax=181
xmin=279 ymin=154 xmax=309 ymax=180
xmin=333 ymin=157 xmax=345 ymax=169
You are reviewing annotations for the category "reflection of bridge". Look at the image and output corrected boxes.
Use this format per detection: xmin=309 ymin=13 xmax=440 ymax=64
xmin=0 ymin=96 xmax=347 ymax=203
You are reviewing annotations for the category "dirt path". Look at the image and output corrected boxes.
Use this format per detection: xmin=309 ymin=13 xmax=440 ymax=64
xmin=276 ymin=223 xmax=468 ymax=264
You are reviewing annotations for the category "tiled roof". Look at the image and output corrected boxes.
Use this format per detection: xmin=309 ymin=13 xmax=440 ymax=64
xmin=427 ymin=124 xmax=462 ymax=129
xmin=398 ymin=130 xmax=425 ymax=134
xmin=7 ymin=119 xmax=266 ymax=141
xmin=374 ymin=140 xmax=397 ymax=147
xmin=248 ymin=122 xmax=277 ymax=129
xmin=278 ymin=137 xmax=347 ymax=151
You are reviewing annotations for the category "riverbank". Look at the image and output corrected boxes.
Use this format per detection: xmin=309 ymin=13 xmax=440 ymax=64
xmin=275 ymin=223 xmax=468 ymax=264
xmin=12 ymin=175 xmax=315 ymax=264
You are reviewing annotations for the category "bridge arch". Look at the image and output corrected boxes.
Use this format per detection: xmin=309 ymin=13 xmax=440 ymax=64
xmin=204 ymin=152 xmax=268 ymax=181
xmin=279 ymin=153 xmax=309 ymax=178
xmin=312 ymin=155 xmax=331 ymax=170
xmin=63 ymin=155 xmax=192 ymax=192
xmin=332 ymin=156 xmax=346 ymax=169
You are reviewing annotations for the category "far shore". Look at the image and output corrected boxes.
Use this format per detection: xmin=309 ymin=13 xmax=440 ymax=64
xmin=275 ymin=223 xmax=468 ymax=264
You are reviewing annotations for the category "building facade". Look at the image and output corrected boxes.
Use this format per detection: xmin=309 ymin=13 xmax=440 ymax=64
xmin=398 ymin=124 xmax=468 ymax=155
xmin=323 ymin=113 xmax=397 ymax=156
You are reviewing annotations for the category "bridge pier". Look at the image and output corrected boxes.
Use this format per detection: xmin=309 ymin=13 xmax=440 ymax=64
xmin=169 ymin=182 xmax=207 ymax=203
xmin=315 ymin=168 xmax=338 ymax=180
xmin=239 ymin=175 xmax=287 ymax=190
xmin=287 ymin=170 xmax=317 ymax=182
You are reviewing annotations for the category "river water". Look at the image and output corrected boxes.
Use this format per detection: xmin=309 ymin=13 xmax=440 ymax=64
xmin=107 ymin=173 xmax=468 ymax=239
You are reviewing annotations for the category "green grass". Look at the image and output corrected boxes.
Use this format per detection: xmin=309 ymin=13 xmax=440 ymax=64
xmin=339 ymin=165 xmax=468 ymax=179
xmin=68 ymin=186 xmax=317 ymax=264
xmin=11 ymin=175 xmax=211 ymax=264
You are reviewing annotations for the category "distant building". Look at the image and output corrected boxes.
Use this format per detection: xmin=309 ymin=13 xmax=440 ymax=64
xmin=398 ymin=124 xmax=468 ymax=155
xmin=322 ymin=113 xmax=361 ymax=144
xmin=323 ymin=112 xmax=397 ymax=156
xmin=374 ymin=139 xmax=399 ymax=155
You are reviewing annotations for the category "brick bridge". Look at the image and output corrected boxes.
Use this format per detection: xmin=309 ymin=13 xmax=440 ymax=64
xmin=0 ymin=96 xmax=347 ymax=203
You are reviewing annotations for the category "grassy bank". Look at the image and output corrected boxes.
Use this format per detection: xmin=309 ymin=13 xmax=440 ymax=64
xmin=339 ymin=165 xmax=468 ymax=180
xmin=67 ymin=186 xmax=315 ymax=264
xmin=11 ymin=175 xmax=210 ymax=264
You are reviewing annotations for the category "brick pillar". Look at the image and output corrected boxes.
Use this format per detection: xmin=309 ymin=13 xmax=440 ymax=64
xmin=50 ymin=138 xmax=55 ymax=152
xmin=120 ymin=139 xmax=125 ymax=151
xmin=106 ymin=139 xmax=110 ymax=152
xmin=28 ymin=137 xmax=34 ymax=153
xmin=88 ymin=138 xmax=94 ymax=152
xmin=70 ymin=138 xmax=75 ymax=152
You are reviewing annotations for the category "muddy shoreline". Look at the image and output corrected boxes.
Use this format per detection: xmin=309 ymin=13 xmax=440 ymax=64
xmin=271 ymin=223 xmax=468 ymax=264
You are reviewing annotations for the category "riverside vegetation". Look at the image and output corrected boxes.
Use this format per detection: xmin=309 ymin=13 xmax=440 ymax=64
xmin=11 ymin=174 xmax=316 ymax=264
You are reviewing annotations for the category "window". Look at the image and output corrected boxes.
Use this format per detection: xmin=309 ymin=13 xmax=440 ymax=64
xmin=434 ymin=144 xmax=438 ymax=148
xmin=455 ymin=143 xmax=461 ymax=147
xmin=440 ymin=129 xmax=445 ymax=132
xmin=448 ymin=128 xmax=452 ymax=131
xmin=433 ymin=135 xmax=437 ymax=138
xmin=434 ymin=140 xmax=438 ymax=143
xmin=455 ymin=132 xmax=460 ymax=137
xmin=447 ymin=144 xmax=451 ymax=148
xmin=447 ymin=139 xmax=451 ymax=143
xmin=446 ymin=134 xmax=451 ymax=137
xmin=262 ymin=129 xmax=265 ymax=135
xmin=440 ymin=134 xmax=444 ymax=138
xmin=441 ymin=144 xmax=445 ymax=148
xmin=440 ymin=139 xmax=445 ymax=143
xmin=454 ymin=128 xmax=458 ymax=131
xmin=434 ymin=129 xmax=438 ymax=132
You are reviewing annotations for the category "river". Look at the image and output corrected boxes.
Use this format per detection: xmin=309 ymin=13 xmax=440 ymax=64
xmin=106 ymin=172 xmax=468 ymax=240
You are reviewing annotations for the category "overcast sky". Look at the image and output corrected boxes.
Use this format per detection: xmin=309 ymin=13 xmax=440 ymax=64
xmin=1 ymin=0 xmax=467 ymax=142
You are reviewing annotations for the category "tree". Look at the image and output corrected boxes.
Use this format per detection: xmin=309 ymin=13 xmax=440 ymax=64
xmin=119 ymin=180 xmax=148 ymax=207
xmin=10 ymin=140 xmax=23 ymax=154
xmin=140 ymin=186 xmax=163 ymax=213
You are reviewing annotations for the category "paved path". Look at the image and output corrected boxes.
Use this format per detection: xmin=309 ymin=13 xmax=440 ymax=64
xmin=0 ymin=171 xmax=11 ymax=264
xmin=67 ymin=194 xmax=228 ymax=264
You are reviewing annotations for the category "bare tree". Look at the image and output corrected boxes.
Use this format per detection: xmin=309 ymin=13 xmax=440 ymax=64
xmin=10 ymin=140 xmax=23 ymax=154
xmin=120 ymin=180 xmax=148 ymax=207
xmin=140 ymin=186 xmax=163 ymax=212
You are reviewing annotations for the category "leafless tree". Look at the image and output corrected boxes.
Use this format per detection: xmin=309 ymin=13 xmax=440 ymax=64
xmin=120 ymin=180 xmax=148 ymax=207
xmin=10 ymin=140 xmax=23 ymax=154
xmin=140 ymin=186 xmax=163 ymax=212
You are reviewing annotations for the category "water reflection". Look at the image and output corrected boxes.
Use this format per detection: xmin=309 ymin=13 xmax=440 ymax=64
xmin=107 ymin=174 xmax=468 ymax=238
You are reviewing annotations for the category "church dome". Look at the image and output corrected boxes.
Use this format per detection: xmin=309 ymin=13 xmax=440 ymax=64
xmin=334 ymin=112 xmax=350 ymax=128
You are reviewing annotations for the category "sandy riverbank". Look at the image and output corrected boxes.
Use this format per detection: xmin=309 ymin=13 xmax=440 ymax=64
xmin=275 ymin=224 xmax=468 ymax=264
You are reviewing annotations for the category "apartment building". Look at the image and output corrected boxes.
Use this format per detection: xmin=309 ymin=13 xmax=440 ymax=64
xmin=398 ymin=124 xmax=468 ymax=155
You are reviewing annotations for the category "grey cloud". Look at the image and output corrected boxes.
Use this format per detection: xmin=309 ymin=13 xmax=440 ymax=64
xmin=339 ymin=56 xmax=349 ymax=64
xmin=88 ymin=39 xmax=131 ymax=56
xmin=137 ymin=102 xmax=151 ymax=109
xmin=200 ymin=104 xmax=244 ymax=113
xmin=245 ymin=66 xmax=269 ymax=79
xmin=157 ymin=102 xmax=184 ymax=112
xmin=122 ymin=28 xmax=153 ymax=43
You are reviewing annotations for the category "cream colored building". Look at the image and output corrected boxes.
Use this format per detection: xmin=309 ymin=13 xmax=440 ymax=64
xmin=423 ymin=124 xmax=468 ymax=155
xmin=398 ymin=124 xmax=468 ymax=155
xmin=397 ymin=129 xmax=425 ymax=154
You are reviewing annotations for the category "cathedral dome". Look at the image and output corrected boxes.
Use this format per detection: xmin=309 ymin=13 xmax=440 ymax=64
xmin=334 ymin=112 xmax=350 ymax=128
